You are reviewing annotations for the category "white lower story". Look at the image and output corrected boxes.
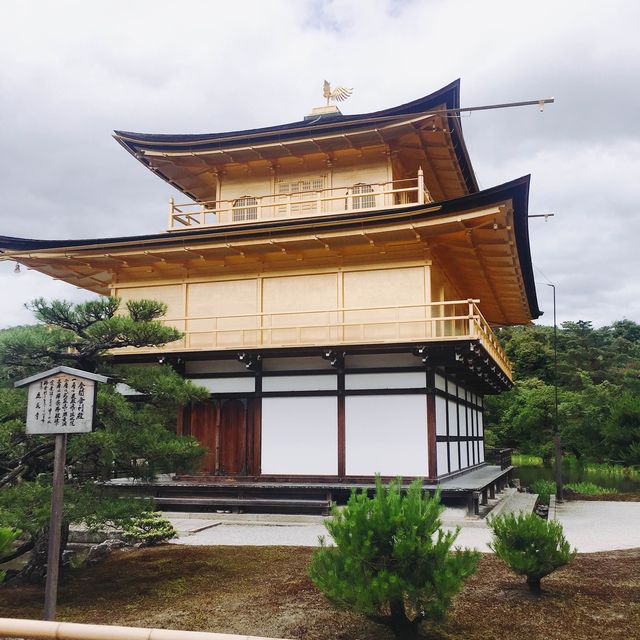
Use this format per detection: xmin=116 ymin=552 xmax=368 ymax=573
xmin=184 ymin=354 xmax=485 ymax=480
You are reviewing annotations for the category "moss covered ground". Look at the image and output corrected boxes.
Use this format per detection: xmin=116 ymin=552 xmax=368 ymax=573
xmin=1 ymin=545 xmax=638 ymax=640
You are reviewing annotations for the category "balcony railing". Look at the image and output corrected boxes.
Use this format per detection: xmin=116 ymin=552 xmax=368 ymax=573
xmin=167 ymin=170 xmax=433 ymax=231
xmin=124 ymin=299 xmax=511 ymax=379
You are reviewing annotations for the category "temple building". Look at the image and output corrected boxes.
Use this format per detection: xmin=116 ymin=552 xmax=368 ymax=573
xmin=0 ymin=80 xmax=539 ymax=508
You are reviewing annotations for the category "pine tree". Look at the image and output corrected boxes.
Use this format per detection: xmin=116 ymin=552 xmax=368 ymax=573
xmin=309 ymin=477 xmax=480 ymax=639
xmin=489 ymin=512 xmax=576 ymax=594
xmin=0 ymin=297 xmax=208 ymax=583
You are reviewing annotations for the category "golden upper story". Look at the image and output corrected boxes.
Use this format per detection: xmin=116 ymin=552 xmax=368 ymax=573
xmin=114 ymin=80 xmax=477 ymax=231
xmin=0 ymin=82 xmax=540 ymax=384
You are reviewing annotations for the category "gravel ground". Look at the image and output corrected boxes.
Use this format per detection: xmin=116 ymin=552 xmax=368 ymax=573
xmin=166 ymin=499 xmax=640 ymax=552
xmin=554 ymin=500 xmax=640 ymax=552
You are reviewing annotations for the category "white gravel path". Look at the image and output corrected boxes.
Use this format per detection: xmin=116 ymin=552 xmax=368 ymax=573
xmin=165 ymin=500 xmax=640 ymax=553
xmin=554 ymin=500 xmax=640 ymax=552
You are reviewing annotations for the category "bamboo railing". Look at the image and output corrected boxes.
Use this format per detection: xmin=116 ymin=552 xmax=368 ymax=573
xmin=0 ymin=618 xmax=288 ymax=640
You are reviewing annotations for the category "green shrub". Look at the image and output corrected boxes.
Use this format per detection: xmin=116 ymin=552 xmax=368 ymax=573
xmin=309 ymin=477 xmax=480 ymax=639
xmin=0 ymin=527 xmax=20 ymax=583
xmin=565 ymin=482 xmax=617 ymax=495
xmin=489 ymin=513 xmax=576 ymax=594
xmin=530 ymin=479 xmax=556 ymax=505
xmin=121 ymin=513 xmax=176 ymax=546
xmin=0 ymin=527 xmax=20 ymax=584
xmin=512 ymin=454 xmax=544 ymax=467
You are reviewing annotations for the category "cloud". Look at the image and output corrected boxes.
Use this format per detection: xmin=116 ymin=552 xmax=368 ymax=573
xmin=0 ymin=0 xmax=638 ymax=327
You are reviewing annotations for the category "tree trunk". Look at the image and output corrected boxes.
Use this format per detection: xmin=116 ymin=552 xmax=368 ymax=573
xmin=389 ymin=599 xmax=421 ymax=640
xmin=526 ymin=575 xmax=542 ymax=595
xmin=11 ymin=524 xmax=69 ymax=585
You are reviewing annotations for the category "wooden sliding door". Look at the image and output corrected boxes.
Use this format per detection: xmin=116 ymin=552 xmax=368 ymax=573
xmin=188 ymin=399 xmax=249 ymax=475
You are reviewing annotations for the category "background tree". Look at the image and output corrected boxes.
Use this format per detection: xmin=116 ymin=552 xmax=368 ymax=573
xmin=486 ymin=320 xmax=640 ymax=464
xmin=0 ymin=297 xmax=208 ymax=583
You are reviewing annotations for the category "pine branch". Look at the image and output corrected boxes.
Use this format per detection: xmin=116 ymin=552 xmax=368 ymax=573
xmin=0 ymin=538 xmax=34 ymax=564
xmin=0 ymin=464 xmax=27 ymax=488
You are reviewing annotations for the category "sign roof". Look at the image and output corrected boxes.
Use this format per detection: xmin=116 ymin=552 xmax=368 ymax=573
xmin=14 ymin=366 xmax=109 ymax=388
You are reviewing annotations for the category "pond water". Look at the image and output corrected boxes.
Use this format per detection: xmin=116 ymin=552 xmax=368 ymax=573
xmin=514 ymin=461 xmax=640 ymax=493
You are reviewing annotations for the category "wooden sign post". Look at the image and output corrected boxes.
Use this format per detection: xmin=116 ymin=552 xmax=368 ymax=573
xmin=15 ymin=366 xmax=108 ymax=621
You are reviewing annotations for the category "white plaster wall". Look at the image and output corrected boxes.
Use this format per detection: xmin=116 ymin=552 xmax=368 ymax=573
xmin=262 ymin=375 xmax=336 ymax=392
xmin=185 ymin=360 xmax=248 ymax=375
xmin=449 ymin=442 xmax=460 ymax=472
xmin=460 ymin=443 xmax=469 ymax=469
xmin=435 ymin=396 xmax=447 ymax=436
xmin=261 ymin=397 xmax=338 ymax=475
xmin=345 ymin=395 xmax=428 ymax=476
xmin=191 ymin=377 xmax=255 ymax=393
xmin=448 ymin=400 xmax=458 ymax=436
xmin=458 ymin=406 xmax=467 ymax=437
xmin=262 ymin=357 xmax=332 ymax=371
xmin=345 ymin=372 xmax=425 ymax=390
xmin=437 ymin=442 xmax=448 ymax=476
xmin=345 ymin=353 xmax=421 ymax=368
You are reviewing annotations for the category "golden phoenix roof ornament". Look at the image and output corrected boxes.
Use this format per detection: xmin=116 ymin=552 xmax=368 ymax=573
xmin=323 ymin=80 xmax=353 ymax=106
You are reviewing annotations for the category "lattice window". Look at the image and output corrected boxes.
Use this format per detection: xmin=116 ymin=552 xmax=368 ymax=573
xmin=232 ymin=196 xmax=258 ymax=222
xmin=277 ymin=176 xmax=325 ymax=215
xmin=351 ymin=183 xmax=376 ymax=210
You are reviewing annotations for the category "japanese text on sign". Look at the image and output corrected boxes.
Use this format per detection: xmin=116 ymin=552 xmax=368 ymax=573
xmin=26 ymin=374 xmax=96 ymax=434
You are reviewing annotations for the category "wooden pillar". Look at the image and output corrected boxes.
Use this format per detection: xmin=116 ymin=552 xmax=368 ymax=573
xmin=426 ymin=371 xmax=437 ymax=480
xmin=252 ymin=365 xmax=262 ymax=477
xmin=467 ymin=491 xmax=480 ymax=517
xmin=337 ymin=363 xmax=345 ymax=478
xmin=417 ymin=166 xmax=425 ymax=204
xmin=489 ymin=483 xmax=496 ymax=500
xmin=481 ymin=488 xmax=488 ymax=506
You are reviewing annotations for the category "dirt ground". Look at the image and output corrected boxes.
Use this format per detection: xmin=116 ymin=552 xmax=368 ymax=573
xmin=1 ymin=546 xmax=639 ymax=640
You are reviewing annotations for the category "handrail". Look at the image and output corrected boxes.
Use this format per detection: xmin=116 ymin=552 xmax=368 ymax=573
xmin=122 ymin=299 xmax=511 ymax=379
xmin=469 ymin=301 xmax=510 ymax=374
xmin=0 ymin=618 xmax=289 ymax=640
xmin=167 ymin=173 xmax=433 ymax=230
xmin=160 ymin=299 xmax=480 ymax=323
xmin=174 ymin=177 xmax=422 ymax=211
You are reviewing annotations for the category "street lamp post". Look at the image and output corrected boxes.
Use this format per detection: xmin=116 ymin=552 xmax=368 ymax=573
xmin=546 ymin=283 xmax=563 ymax=502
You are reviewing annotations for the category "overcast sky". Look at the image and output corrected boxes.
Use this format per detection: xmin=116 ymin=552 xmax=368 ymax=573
xmin=1 ymin=0 xmax=638 ymax=329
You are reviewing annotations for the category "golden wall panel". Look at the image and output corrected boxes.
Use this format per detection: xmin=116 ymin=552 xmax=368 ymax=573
xmin=262 ymin=272 xmax=339 ymax=345
xmin=115 ymin=283 xmax=186 ymax=349
xmin=186 ymin=279 xmax=259 ymax=349
xmin=343 ymin=266 xmax=427 ymax=342
xmin=117 ymin=284 xmax=185 ymax=330
xmin=219 ymin=176 xmax=271 ymax=202
xmin=430 ymin=262 xmax=464 ymax=337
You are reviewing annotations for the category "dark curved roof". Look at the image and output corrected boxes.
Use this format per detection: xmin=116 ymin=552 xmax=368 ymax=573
xmin=114 ymin=79 xmax=478 ymax=195
xmin=0 ymin=176 xmax=539 ymax=320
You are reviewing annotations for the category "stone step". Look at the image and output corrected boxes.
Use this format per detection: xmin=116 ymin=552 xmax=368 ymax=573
xmin=154 ymin=495 xmax=331 ymax=515
xmin=489 ymin=490 xmax=538 ymax=519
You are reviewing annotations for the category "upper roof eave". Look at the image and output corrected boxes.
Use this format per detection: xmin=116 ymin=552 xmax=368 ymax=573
xmin=113 ymin=79 xmax=478 ymax=195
